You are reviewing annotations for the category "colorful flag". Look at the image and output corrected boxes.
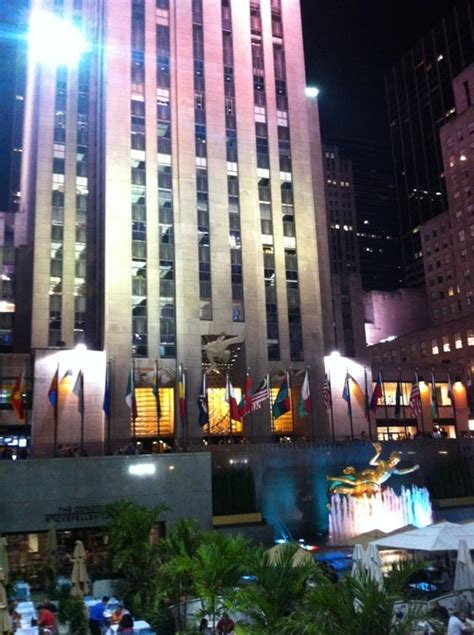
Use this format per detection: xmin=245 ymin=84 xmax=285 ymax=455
xmin=125 ymin=368 xmax=138 ymax=421
xmin=409 ymin=377 xmax=422 ymax=417
xmin=177 ymin=364 xmax=186 ymax=422
xmin=364 ymin=369 xmax=370 ymax=422
xmin=394 ymin=375 xmax=402 ymax=420
xmin=153 ymin=362 xmax=161 ymax=420
xmin=369 ymin=372 xmax=383 ymax=413
xmin=103 ymin=363 xmax=111 ymax=418
xmin=197 ymin=373 xmax=209 ymax=427
xmin=73 ymin=370 xmax=84 ymax=414
xmin=238 ymin=372 xmax=253 ymax=417
xmin=48 ymin=368 xmax=59 ymax=409
xmin=298 ymin=370 xmax=311 ymax=418
xmin=342 ymin=372 xmax=352 ymax=417
xmin=467 ymin=369 xmax=474 ymax=416
xmin=322 ymin=374 xmax=332 ymax=414
xmin=225 ymin=375 xmax=241 ymax=421
xmin=273 ymin=373 xmax=291 ymax=420
xmin=10 ymin=370 xmax=25 ymax=423
xmin=448 ymin=372 xmax=456 ymax=411
xmin=251 ymin=376 xmax=269 ymax=411
xmin=431 ymin=371 xmax=438 ymax=419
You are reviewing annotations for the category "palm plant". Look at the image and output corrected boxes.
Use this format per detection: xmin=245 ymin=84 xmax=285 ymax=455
xmin=231 ymin=543 xmax=317 ymax=635
xmin=279 ymin=561 xmax=427 ymax=635
xmin=105 ymin=500 xmax=168 ymax=614
xmin=192 ymin=532 xmax=251 ymax=634
xmin=159 ymin=518 xmax=204 ymax=630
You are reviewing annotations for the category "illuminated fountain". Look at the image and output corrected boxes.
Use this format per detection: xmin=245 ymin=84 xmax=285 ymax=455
xmin=327 ymin=443 xmax=433 ymax=544
xmin=328 ymin=484 xmax=433 ymax=544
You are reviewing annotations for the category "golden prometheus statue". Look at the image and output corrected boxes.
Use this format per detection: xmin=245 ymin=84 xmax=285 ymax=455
xmin=327 ymin=442 xmax=419 ymax=498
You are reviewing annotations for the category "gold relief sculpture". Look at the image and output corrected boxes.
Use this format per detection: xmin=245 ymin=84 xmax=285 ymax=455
xmin=327 ymin=442 xmax=419 ymax=498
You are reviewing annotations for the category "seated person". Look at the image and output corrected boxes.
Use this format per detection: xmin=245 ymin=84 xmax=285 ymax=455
xmin=117 ymin=613 xmax=134 ymax=634
xmin=38 ymin=606 xmax=56 ymax=633
xmin=217 ymin=613 xmax=235 ymax=634
xmin=110 ymin=604 xmax=125 ymax=625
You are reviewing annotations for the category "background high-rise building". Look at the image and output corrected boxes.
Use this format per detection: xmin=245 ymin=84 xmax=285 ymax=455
xmin=17 ymin=0 xmax=329 ymax=452
xmin=385 ymin=0 xmax=474 ymax=287
xmin=322 ymin=145 xmax=366 ymax=357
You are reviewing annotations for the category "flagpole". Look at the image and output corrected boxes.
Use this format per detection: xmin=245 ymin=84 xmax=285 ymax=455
xmin=106 ymin=358 xmax=112 ymax=455
xmin=183 ymin=366 xmax=188 ymax=452
xmin=399 ymin=367 xmax=407 ymax=437
xmin=131 ymin=359 xmax=136 ymax=444
xmin=364 ymin=367 xmax=373 ymax=441
xmin=416 ymin=368 xmax=425 ymax=435
xmin=206 ymin=371 xmax=211 ymax=446
xmin=328 ymin=369 xmax=335 ymax=442
xmin=346 ymin=370 xmax=354 ymax=440
xmin=154 ymin=359 xmax=161 ymax=454
xmin=80 ymin=371 xmax=85 ymax=455
xmin=268 ymin=372 xmax=274 ymax=434
xmin=307 ymin=366 xmax=315 ymax=443
xmin=53 ymin=359 xmax=59 ymax=457
xmin=248 ymin=367 xmax=255 ymax=444
xmin=287 ymin=370 xmax=294 ymax=436
xmin=380 ymin=368 xmax=389 ymax=439
xmin=226 ymin=373 xmax=233 ymax=436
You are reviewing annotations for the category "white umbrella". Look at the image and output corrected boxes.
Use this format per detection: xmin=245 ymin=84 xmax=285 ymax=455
xmin=454 ymin=539 xmax=474 ymax=591
xmin=371 ymin=521 xmax=474 ymax=551
xmin=364 ymin=543 xmax=384 ymax=587
xmin=351 ymin=544 xmax=366 ymax=580
xmin=71 ymin=540 xmax=90 ymax=597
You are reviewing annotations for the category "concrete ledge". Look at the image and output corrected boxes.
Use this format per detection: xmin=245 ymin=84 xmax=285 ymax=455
xmin=213 ymin=513 xmax=263 ymax=527
xmin=434 ymin=497 xmax=474 ymax=508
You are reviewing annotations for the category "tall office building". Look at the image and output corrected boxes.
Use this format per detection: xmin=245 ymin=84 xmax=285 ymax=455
xmin=385 ymin=0 xmax=474 ymax=287
xmin=322 ymin=145 xmax=365 ymax=357
xmin=17 ymin=0 xmax=328 ymax=451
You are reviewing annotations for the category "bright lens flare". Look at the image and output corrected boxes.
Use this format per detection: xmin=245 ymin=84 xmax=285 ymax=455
xmin=28 ymin=10 xmax=90 ymax=67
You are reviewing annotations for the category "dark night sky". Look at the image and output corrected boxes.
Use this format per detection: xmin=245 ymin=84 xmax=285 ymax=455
xmin=0 ymin=0 xmax=461 ymax=208
xmin=301 ymin=0 xmax=459 ymax=145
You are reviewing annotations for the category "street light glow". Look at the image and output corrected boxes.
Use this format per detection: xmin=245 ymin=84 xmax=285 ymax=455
xmin=28 ymin=9 xmax=90 ymax=67
xmin=305 ymin=86 xmax=320 ymax=98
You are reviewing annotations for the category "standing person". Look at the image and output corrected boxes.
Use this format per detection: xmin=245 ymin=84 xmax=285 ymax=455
xmin=88 ymin=596 xmax=109 ymax=635
xmin=217 ymin=613 xmax=235 ymax=634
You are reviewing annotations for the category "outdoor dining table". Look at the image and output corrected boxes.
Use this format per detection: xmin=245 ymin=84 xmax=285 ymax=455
xmin=15 ymin=628 xmax=38 ymax=635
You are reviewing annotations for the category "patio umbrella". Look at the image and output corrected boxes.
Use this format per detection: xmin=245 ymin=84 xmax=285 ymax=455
xmin=454 ymin=539 xmax=474 ymax=591
xmin=0 ymin=538 xmax=8 ymax=585
xmin=0 ymin=570 xmax=10 ymax=634
xmin=351 ymin=544 xmax=366 ymax=580
xmin=364 ymin=543 xmax=384 ymax=587
xmin=70 ymin=540 xmax=90 ymax=597
xmin=266 ymin=543 xmax=313 ymax=566
xmin=371 ymin=521 xmax=474 ymax=551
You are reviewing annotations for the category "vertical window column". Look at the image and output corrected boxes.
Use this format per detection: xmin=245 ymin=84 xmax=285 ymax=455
xmin=250 ymin=3 xmax=280 ymax=360
xmin=49 ymin=66 xmax=67 ymax=346
xmin=221 ymin=0 xmax=244 ymax=322
xmin=156 ymin=16 xmax=175 ymax=358
xmin=273 ymin=39 xmax=303 ymax=361
xmin=74 ymin=57 xmax=89 ymax=344
xmin=131 ymin=0 xmax=148 ymax=357
xmin=193 ymin=1 xmax=212 ymax=320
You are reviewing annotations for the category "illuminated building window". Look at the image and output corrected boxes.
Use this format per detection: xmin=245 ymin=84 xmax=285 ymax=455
xmin=431 ymin=338 xmax=439 ymax=355
xmin=133 ymin=387 xmax=174 ymax=437
xmin=455 ymin=333 xmax=463 ymax=349
xmin=468 ymin=329 xmax=474 ymax=346
xmin=442 ymin=336 xmax=450 ymax=352
xmin=207 ymin=387 xmax=243 ymax=435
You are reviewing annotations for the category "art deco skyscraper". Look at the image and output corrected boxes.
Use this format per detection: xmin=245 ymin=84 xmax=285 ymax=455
xmin=18 ymin=0 xmax=329 ymax=448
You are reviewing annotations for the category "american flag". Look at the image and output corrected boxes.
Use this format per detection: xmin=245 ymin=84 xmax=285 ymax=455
xmin=322 ymin=374 xmax=332 ymax=414
xmin=409 ymin=380 xmax=422 ymax=416
xmin=251 ymin=376 xmax=269 ymax=411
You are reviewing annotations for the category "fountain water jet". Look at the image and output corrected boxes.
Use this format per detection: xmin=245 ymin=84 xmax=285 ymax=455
xmin=328 ymin=484 xmax=433 ymax=544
